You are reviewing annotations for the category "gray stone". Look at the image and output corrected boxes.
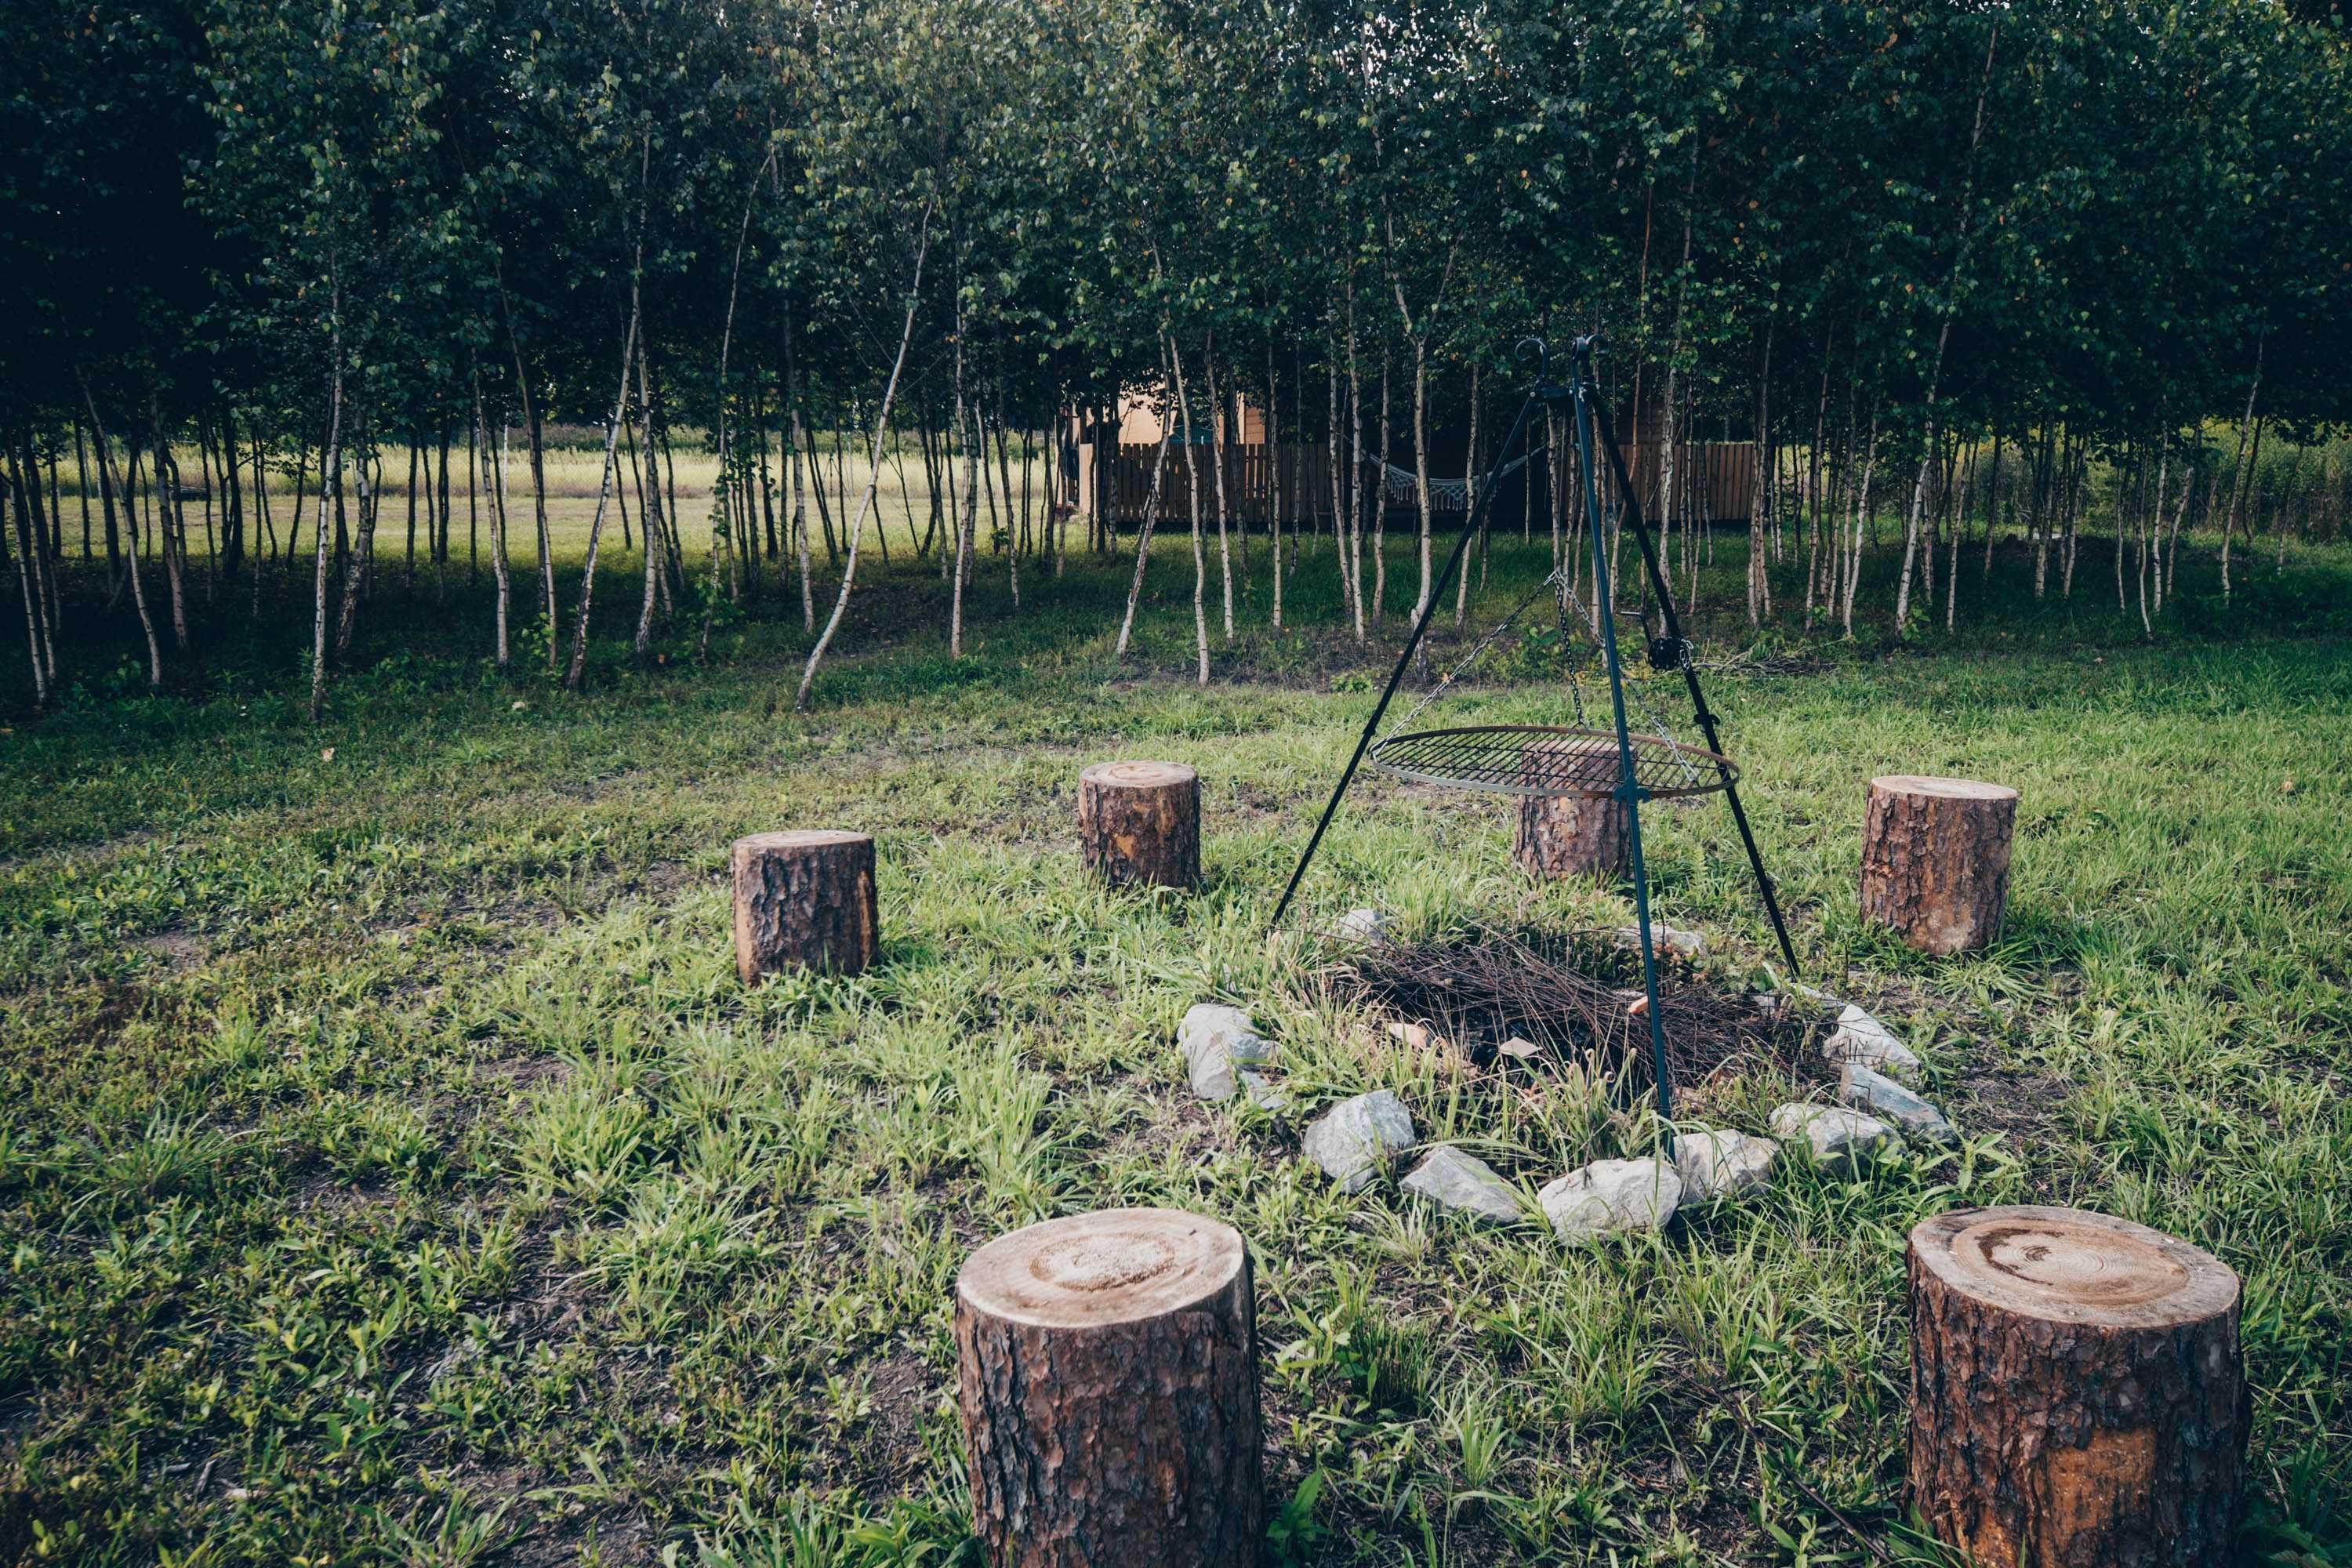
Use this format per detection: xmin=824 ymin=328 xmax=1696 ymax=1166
xmin=1821 ymin=1004 xmax=1922 ymax=1080
xmin=1334 ymin=906 xmax=1392 ymax=944
xmin=1769 ymin=1102 xmax=1896 ymax=1171
xmin=1838 ymin=1062 xmax=1957 ymax=1145
xmin=1538 ymin=1158 xmax=1682 ymax=1239
xmin=1178 ymin=1003 xmax=1274 ymax=1101
xmin=1671 ymin=1127 xmax=1779 ymax=1202
xmin=1400 ymin=1145 xmax=1522 ymax=1224
xmin=1236 ymin=1069 xmax=1290 ymax=1114
xmin=1613 ymin=923 xmax=1705 ymax=959
xmin=1301 ymin=1090 xmax=1416 ymax=1193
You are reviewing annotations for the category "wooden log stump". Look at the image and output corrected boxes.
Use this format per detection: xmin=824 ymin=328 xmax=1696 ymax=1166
xmin=731 ymin=829 xmax=879 ymax=982
xmin=1077 ymin=761 xmax=1200 ymax=890
xmin=1860 ymin=774 xmax=2018 ymax=953
xmin=1513 ymin=791 xmax=1631 ymax=883
xmin=1909 ymin=1206 xmax=2246 ymax=1568
xmin=956 ymin=1208 xmax=1263 ymax=1568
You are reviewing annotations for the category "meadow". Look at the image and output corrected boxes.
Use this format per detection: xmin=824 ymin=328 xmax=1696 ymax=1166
xmin=2 ymin=488 xmax=2349 ymax=1567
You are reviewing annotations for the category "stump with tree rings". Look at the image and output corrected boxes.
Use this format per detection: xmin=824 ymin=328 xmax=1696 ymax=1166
xmin=731 ymin=829 xmax=880 ymax=982
xmin=954 ymin=1207 xmax=1263 ymax=1568
xmin=1077 ymin=760 xmax=1200 ymax=891
xmin=1908 ymin=1205 xmax=2247 ymax=1568
xmin=1860 ymin=775 xmax=2018 ymax=953
xmin=1512 ymin=737 xmax=1632 ymax=882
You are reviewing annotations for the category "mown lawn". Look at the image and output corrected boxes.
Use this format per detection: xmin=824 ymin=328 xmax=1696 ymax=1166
xmin=2 ymin=533 xmax=2349 ymax=1567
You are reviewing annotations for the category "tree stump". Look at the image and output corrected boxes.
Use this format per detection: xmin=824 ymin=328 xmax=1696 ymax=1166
xmin=731 ymin=829 xmax=880 ymax=982
xmin=1860 ymin=775 xmax=2018 ymax=953
xmin=1513 ymin=788 xmax=1631 ymax=883
xmin=955 ymin=1208 xmax=1263 ymax=1568
xmin=1909 ymin=1206 xmax=2247 ymax=1568
xmin=1077 ymin=761 xmax=1200 ymax=890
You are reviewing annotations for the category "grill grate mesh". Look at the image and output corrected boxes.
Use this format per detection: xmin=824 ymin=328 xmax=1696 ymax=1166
xmin=1367 ymin=724 xmax=1735 ymax=801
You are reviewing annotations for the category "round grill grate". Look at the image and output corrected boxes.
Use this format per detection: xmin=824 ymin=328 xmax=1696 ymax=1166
xmin=1367 ymin=724 xmax=1736 ymax=801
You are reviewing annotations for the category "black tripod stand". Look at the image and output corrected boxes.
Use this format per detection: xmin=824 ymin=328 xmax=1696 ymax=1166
xmin=1269 ymin=335 xmax=1799 ymax=1118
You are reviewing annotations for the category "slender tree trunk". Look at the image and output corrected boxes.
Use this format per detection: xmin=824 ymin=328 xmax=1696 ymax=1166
xmin=564 ymin=299 xmax=643 ymax=690
xmin=2220 ymin=335 xmax=2264 ymax=601
xmin=1843 ymin=413 xmax=1878 ymax=637
xmin=631 ymin=341 xmax=670 ymax=661
xmin=1114 ymin=343 xmax=1181 ymax=661
xmin=1269 ymin=347 xmax=1283 ymax=631
xmin=149 ymin=405 xmax=191 ymax=653
xmin=310 ymin=310 xmax=346 ymax=717
xmin=1457 ymin=363 xmax=1480 ymax=628
xmin=949 ymin=292 xmax=976 ymax=658
xmin=796 ymin=205 xmax=932 ymax=710
xmin=78 ymin=377 xmax=162 ymax=686
xmin=477 ymin=382 xmax=510 ymax=671
xmin=8 ymin=454 xmax=52 ymax=710
xmin=1205 ymin=336 xmax=1234 ymax=641
xmin=1170 ymin=335 xmax=1210 ymax=684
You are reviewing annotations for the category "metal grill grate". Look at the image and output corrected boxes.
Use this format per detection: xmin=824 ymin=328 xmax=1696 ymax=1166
xmin=1367 ymin=724 xmax=1735 ymax=801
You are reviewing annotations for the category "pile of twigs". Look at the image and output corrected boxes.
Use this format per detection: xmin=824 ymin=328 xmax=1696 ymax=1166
xmin=1329 ymin=924 xmax=1811 ymax=1093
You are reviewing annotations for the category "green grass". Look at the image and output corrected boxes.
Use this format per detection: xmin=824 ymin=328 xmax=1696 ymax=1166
xmin=2 ymin=522 xmax=2350 ymax=1566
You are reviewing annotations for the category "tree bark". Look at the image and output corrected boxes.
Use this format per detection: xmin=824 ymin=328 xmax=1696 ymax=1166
xmin=1077 ymin=760 xmax=1200 ymax=891
xmin=1860 ymin=774 xmax=2016 ymax=953
xmin=1513 ymin=787 xmax=1631 ymax=884
xmin=731 ymin=829 xmax=880 ymax=981
xmin=955 ymin=1207 xmax=1262 ymax=1568
xmin=1908 ymin=1205 xmax=2245 ymax=1568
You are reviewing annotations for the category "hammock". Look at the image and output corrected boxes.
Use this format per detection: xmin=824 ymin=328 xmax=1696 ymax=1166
xmin=1381 ymin=449 xmax=1539 ymax=512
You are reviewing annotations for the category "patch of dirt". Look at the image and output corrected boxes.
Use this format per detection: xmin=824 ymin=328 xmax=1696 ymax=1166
xmin=1330 ymin=923 xmax=1809 ymax=1095
xmin=833 ymin=1346 xmax=942 ymax=1497
xmin=130 ymin=925 xmax=207 ymax=971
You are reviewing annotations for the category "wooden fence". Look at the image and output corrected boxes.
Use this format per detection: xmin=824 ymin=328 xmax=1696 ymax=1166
xmin=1098 ymin=437 xmax=1757 ymax=526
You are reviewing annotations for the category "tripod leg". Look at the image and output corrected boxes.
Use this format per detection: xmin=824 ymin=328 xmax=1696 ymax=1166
xmin=1268 ymin=390 xmax=1541 ymax=930
xmin=1570 ymin=349 xmax=1674 ymax=1120
xmin=1589 ymin=389 xmax=1801 ymax=978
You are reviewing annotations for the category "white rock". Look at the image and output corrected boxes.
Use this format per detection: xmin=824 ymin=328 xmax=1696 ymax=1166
xmin=1839 ymin=1062 xmax=1956 ymax=1145
xmin=1178 ymin=1004 xmax=1274 ymax=1100
xmin=1301 ymin=1090 xmax=1415 ymax=1193
xmin=1538 ymin=1158 xmax=1682 ymax=1239
xmin=1334 ymin=906 xmax=1392 ymax=944
xmin=1821 ymin=1004 xmax=1922 ymax=1079
xmin=1614 ymin=923 xmax=1705 ymax=959
xmin=1399 ymin=1145 xmax=1521 ymax=1224
xmin=1671 ymin=1127 xmax=1779 ymax=1202
xmin=1769 ymin=1103 xmax=1896 ymax=1171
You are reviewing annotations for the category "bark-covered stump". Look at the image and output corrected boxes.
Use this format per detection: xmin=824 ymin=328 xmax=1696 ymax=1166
xmin=1860 ymin=775 xmax=2017 ymax=953
xmin=954 ymin=1207 xmax=1263 ymax=1568
xmin=730 ymin=829 xmax=880 ymax=982
xmin=1909 ymin=1206 xmax=2247 ymax=1568
xmin=1077 ymin=760 xmax=1200 ymax=891
xmin=1512 ymin=786 xmax=1631 ymax=884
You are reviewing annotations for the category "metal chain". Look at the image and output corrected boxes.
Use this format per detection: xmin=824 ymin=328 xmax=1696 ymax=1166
xmin=1385 ymin=568 xmax=1701 ymax=793
xmin=1388 ymin=567 xmax=1572 ymax=734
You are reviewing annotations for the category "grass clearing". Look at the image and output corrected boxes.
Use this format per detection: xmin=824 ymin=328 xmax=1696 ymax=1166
xmin=2 ymin=530 xmax=2349 ymax=1566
